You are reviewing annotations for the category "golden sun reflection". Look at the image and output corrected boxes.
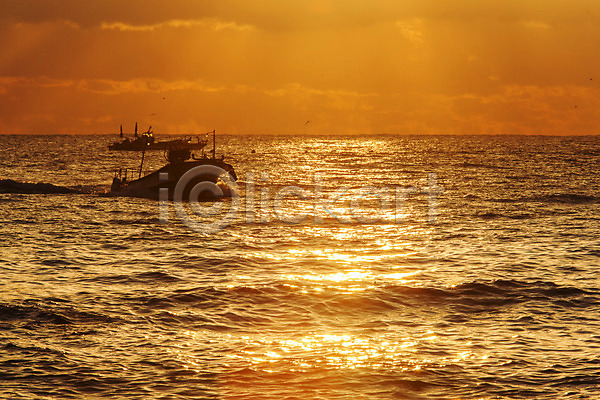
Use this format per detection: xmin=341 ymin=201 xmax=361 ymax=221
xmin=286 ymin=248 xmax=395 ymax=264
xmin=173 ymin=330 xmax=492 ymax=375
xmin=222 ymin=332 xmax=467 ymax=373
xmin=282 ymin=270 xmax=421 ymax=293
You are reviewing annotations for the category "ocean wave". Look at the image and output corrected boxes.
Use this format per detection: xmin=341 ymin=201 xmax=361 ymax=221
xmin=108 ymin=217 xmax=163 ymax=225
xmin=113 ymin=279 xmax=600 ymax=330
xmin=380 ymin=279 xmax=600 ymax=314
xmin=0 ymin=302 xmax=120 ymax=325
xmin=3 ymin=342 xmax=66 ymax=356
xmin=79 ymin=270 xmax=183 ymax=286
xmin=0 ymin=179 xmax=79 ymax=194
xmin=291 ymin=279 xmax=595 ymax=313
xmin=493 ymin=193 xmax=600 ymax=204
xmin=537 ymin=194 xmax=600 ymax=204
xmin=457 ymin=162 xmax=508 ymax=170
xmin=475 ymin=211 xmax=534 ymax=220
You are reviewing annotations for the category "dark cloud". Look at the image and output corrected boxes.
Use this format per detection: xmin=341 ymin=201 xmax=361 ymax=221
xmin=0 ymin=0 xmax=218 ymax=27
xmin=0 ymin=0 xmax=597 ymax=32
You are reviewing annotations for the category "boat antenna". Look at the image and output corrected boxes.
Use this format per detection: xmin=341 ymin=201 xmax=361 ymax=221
xmin=135 ymin=122 xmax=138 ymax=138
xmin=120 ymin=124 xmax=123 ymax=137
xmin=138 ymin=134 xmax=148 ymax=179
xmin=212 ymin=129 xmax=216 ymax=159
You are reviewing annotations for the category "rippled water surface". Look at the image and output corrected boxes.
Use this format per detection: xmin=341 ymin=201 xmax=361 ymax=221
xmin=1 ymin=135 xmax=600 ymax=399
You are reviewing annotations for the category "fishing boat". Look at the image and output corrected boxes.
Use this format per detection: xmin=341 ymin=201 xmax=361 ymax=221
xmin=108 ymin=123 xmax=155 ymax=151
xmin=109 ymin=130 xmax=237 ymax=200
xmin=108 ymin=123 xmax=210 ymax=152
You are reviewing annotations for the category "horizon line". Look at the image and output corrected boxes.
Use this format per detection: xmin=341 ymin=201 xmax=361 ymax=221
xmin=1 ymin=132 xmax=599 ymax=137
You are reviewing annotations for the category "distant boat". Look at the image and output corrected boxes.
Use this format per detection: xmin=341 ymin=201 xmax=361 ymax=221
xmin=108 ymin=124 xmax=208 ymax=152
xmin=108 ymin=123 xmax=156 ymax=150
xmin=109 ymin=130 xmax=237 ymax=200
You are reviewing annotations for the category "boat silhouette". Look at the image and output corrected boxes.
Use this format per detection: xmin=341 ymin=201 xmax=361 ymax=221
xmin=109 ymin=129 xmax=237 ymax=200
xmin=108 ymin=123 xmax=156 ymax=151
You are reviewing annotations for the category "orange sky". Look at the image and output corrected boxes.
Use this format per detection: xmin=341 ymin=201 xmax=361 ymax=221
xmin=1 ymin=0 xmax=599 ymax=135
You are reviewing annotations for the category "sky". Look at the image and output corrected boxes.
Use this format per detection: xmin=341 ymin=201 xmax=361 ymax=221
xmin=0 ymin=0 xmax=599 ymax=135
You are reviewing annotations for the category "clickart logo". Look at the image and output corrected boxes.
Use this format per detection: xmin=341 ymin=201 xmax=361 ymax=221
xmin=159 ymin=165 xmax=240 ymax=234
xmin=159 ymin=170 xmax=443 ymax=233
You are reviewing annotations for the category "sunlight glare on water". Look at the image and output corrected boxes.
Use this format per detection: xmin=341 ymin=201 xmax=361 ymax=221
xmin=1 ymin=135 xmax=599 ymax=399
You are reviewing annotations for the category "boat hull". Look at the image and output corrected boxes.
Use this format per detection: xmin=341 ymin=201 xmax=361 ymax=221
xmin=110 ymin=159 xmax=237 ymax=201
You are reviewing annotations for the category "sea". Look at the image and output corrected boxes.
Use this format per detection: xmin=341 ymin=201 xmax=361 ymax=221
xmin=1 ymin=134 xmax=599 ymax=399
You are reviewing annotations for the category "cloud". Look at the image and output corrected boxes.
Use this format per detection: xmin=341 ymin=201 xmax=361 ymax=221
xmin=2 ymin=0 xmax=600 ymax=135
xmin=428 ymin=84 xmax=600 ymax=134
xmin=1 ymin=0 xmax=597 ymax=32
xmin=100 ymin=18 xmax=255 ymax=32
xmin=265 ymin=83 xmax=374 ymax=99
xmin=522 ymin=20 xmax=552 ymax=30
xmin=0 ymin=0 xmax=215 ymax=27
xmin=0 ymin=76 xmax=233 ymax=95
xmin=395 ymin=18 xmax=424 ymax=45
xmin=0 ymin=76 xmax=369 ymax=101
xmin=0 ymin=76 xmax=75 ymax=91
xmin=83 ymin=78 xmax=231 ymax=95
